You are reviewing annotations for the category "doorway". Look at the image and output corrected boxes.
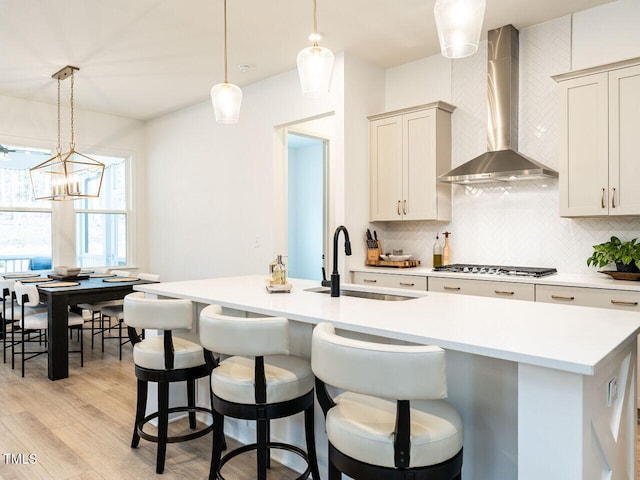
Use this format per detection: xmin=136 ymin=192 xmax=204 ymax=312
xmin=287 ymin=133 xmax=328 ymax=281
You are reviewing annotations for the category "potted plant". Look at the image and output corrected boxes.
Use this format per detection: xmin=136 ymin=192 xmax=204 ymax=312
xmin=586 ymin=236 xmax=640 ymax=272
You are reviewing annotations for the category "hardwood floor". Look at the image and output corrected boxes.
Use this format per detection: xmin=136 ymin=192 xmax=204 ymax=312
xmin=0 ymin=328 xmax=300 ymax=479
xmin=2 ymin=327 xmax=639 ymax=479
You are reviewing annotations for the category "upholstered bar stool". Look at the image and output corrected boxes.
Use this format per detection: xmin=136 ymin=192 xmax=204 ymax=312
xmin=123 ymin=292 xmax=214 ymax=474
xmin=311 ymin=322 xmax=463 ymax=480
xmin=199 ymin=304 xmax=320 ymax=480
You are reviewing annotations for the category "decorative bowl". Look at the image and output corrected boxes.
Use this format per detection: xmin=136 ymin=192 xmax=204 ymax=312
xmin=54 ymin=266 xmax=81 ymax=277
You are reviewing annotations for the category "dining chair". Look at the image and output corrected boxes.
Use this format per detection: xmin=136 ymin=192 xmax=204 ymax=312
xmin=1 ymin=279 xmax=46 ymax=364
xmin=78 ymin=269 xmax=133 ymax=351
xmin=101 ymin=273 xmax=160 ymax=359
xmin=13 ymin=281 xmax=84 ymax=377
xmin=311 ymin=322 xmax=463 ymax=480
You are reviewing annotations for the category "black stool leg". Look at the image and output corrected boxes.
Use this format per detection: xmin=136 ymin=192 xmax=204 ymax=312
xmin=304 ymin=403 xmax=321 ymax=480
xmin=91 ymin=312 xmax=95 ymax=349
xmin=187 ymin=378 xmax=197 ymax=429
xmin=210 ymin=410 xmax=225 ymax=480
xmin=156 ymin=381 xmax=170 ymax=474
xmin=256 ymin=417 xmax=268 ymax=480
xmin=131 ymin=379 xmax=147 ymax=448
xmin=328 ymin=451 xmax=341 ymax=480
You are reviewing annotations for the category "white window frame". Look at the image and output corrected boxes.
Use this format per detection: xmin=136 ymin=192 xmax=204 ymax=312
xmin=73 ymin=149 xmax=136 ymax=270
xmin=0 ymin=137 xmax=136 ymax=271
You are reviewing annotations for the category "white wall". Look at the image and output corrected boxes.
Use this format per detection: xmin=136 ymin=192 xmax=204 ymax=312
xmin=381 ymin=0 xmax=640 ymax=273
xmin=0 ymin=94 xmax=148 ymax=270
xmin=145 ymin=57 xmax=344 ymax=281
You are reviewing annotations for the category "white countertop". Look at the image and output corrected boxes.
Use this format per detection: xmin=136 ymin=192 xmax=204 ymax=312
xmin=351 ymin=266 xmax=640 ymax=291
xmin=135 ymin=275 xmax=640 ymax=376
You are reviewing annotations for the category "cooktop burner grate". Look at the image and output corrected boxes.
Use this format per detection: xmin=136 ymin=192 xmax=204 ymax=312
xmin=432 ymin=264 xmax=557 ymax=277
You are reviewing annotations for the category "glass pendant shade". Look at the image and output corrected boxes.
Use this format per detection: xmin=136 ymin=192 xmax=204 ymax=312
xmin=434 ymin=0 xmax=486 ymax=59
xmin=297 ymin=45 xmax=334 ymax=97
xmin=30 ymin=149 xmax=105 ymax=200
xmin=211 ymin=82 xmax=242 ymax=124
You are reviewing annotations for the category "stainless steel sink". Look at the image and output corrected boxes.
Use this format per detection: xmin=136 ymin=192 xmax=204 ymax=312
xmin=304 ymin=286 xmax=417 ymax=301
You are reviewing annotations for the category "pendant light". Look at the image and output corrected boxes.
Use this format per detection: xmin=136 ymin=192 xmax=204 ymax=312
xmin=434 ymin=0 xmax=486 ymax=59
xmin=30 ymin=66 xmax=105 ymax=200
xmin=210 ymin=0 xmax=242 ymax=123
xmin=297 ymin=0 xmax=334 ymax=97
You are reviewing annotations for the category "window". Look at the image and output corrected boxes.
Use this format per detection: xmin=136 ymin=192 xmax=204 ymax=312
xmin=0 ymin=144 xmax=132 ymax=273
xmin=75 ymin=154 xmax=128 ymax=268
xmin=0 ymin=145 xmax=53 ymax=273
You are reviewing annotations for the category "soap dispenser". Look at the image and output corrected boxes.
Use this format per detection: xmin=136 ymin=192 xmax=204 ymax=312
xmin=433 ymin=234 xmax=443 ymax=267
xmin=272 ymin=255 xmax=287 ymax=285
xmin=442 ymin=231 xmax=451 ymax=266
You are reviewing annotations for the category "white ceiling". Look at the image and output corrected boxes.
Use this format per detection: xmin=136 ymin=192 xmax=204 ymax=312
xmin=1 ymin=0 xmax=614 ymax=121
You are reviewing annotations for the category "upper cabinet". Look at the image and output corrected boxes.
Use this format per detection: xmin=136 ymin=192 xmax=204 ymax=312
xmin=368 ymin=102 xmax=455 ymax=222
xmin=554 ymin=58 xmax=640 ymax=217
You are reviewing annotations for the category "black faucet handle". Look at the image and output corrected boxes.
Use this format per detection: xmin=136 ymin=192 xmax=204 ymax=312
xmin=321 ymin=267 xmax=331 ymax=287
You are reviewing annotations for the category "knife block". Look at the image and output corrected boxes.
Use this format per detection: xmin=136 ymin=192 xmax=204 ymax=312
xmin=366 ymin=241 xmax=382 ymax=263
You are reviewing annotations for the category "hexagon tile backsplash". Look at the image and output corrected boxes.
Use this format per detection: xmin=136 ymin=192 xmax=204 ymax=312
xmin=379 ymin=17 xmax=640 ymax=274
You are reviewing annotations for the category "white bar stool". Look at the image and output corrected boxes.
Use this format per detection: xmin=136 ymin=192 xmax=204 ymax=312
xmin=311 ymin=322 xmax=463 ymax=480
xmin=199 ymin=304 xmax=320 ymax=480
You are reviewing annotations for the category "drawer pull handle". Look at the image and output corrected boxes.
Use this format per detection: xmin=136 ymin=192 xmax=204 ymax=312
xmin=494 ymin=290 xmax=514 ymax=295
xmin=403 ymin=200 xmax=407 ymax=215
xmin=399 ymin=282 xmax=415 ymax=287
xmin=397 ymin=201 xmax=401 ymax=216
xmin=611 ymin=300 xmax=638 ymax=306
xmin=443 ymin=286 xmax=460 ymax=291
xmin=551 ymin=295 xmax=575 ymax=301
xmin=601 ymin=188 xmax=605 ymax=208
xmin=363 ymin=279 xmax=377 ymax=283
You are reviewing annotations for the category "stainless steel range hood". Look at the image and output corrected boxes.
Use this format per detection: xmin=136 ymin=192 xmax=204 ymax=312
xmin=438 ymin=25 xmax=558 ymax=184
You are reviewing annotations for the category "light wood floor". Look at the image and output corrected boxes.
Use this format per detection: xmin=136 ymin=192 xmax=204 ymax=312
xmin=0 ymin=328 xmax=300 ymax=480
xmin=1 ymin=328 xmax=639 ymax=479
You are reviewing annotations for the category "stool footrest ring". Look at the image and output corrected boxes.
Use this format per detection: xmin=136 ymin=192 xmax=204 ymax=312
xmin=137 ymin=406 xmax=214 ymax=444
xmin=216 ymin=442 xmax=311 ymax=480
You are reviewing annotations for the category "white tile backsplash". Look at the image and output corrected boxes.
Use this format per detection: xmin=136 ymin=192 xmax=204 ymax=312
xmin=380 ymin=16 xmax=640 ymax=274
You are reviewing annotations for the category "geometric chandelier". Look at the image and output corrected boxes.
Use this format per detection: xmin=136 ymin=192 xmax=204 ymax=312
xmin=30 ymin=66 xmax=104 ymax=200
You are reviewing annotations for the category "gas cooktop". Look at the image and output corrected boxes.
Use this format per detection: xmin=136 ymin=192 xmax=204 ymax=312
xmin=432 ymin=264 xmax=557 ymax=277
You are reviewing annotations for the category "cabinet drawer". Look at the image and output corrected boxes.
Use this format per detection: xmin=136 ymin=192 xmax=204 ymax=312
xmin=536 ymin=285 xmax=640 ymax=311
xmin=352 ymin=272 xmax=427 ymax=291
xmin=428 ymin=277 xmax=535 ymax=301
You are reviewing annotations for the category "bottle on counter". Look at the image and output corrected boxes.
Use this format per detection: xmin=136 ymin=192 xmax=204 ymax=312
xmin=269 ymin=257 xmax=278 ymax=275
xmin=442 ymin=231 xmax=451 ymax=266
xmin=272 ymin=255 xmax=287 ymax=285
xmin=433 ymin=234 xmax=443 ymax=267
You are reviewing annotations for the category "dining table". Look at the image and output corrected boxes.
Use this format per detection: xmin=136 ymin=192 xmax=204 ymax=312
xmin=11 ymin=273 xmax=154 ymax=380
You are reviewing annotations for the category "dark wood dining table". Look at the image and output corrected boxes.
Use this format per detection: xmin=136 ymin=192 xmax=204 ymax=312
xmin=37 ymin=276 xmax=154 ymax=380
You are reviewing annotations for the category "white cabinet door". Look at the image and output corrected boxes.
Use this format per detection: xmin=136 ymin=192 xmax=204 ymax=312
xmin=428 ymin=277 xmax=535 ymax=301
xmin=556 ymin=58 xmax=640 ymax=217
xmin=609 ymin=64 xmax=640 ymax=215
xmin=369 ymin=103 xmax=453 ymax=222
xmin=352 ymin=271 xmax=427 ymax=291
xmin=370 ymin=116 xmax=403 ymax=221
xmin=558 ymin=73 xmax=609 ymax=217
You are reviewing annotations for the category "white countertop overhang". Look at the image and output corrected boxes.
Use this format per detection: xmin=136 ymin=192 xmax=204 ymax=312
xmin=135 ymin=275 xmax=640 ymax=376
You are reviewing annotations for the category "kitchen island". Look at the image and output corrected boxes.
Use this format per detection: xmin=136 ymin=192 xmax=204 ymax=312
xmin=135 ymin=275 xmax=640 ymax=480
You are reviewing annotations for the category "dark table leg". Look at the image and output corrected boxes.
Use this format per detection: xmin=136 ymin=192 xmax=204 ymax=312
xmin=48 ymin=294 xmax=70 ymax=380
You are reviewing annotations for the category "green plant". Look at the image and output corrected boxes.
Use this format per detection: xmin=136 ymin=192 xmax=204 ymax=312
xmin=586 ymin=236 xmax=640 ymax=271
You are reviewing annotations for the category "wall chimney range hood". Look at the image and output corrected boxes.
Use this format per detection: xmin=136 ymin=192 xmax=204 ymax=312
xmin=438 ymin=25 xmax=558 ymax=184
